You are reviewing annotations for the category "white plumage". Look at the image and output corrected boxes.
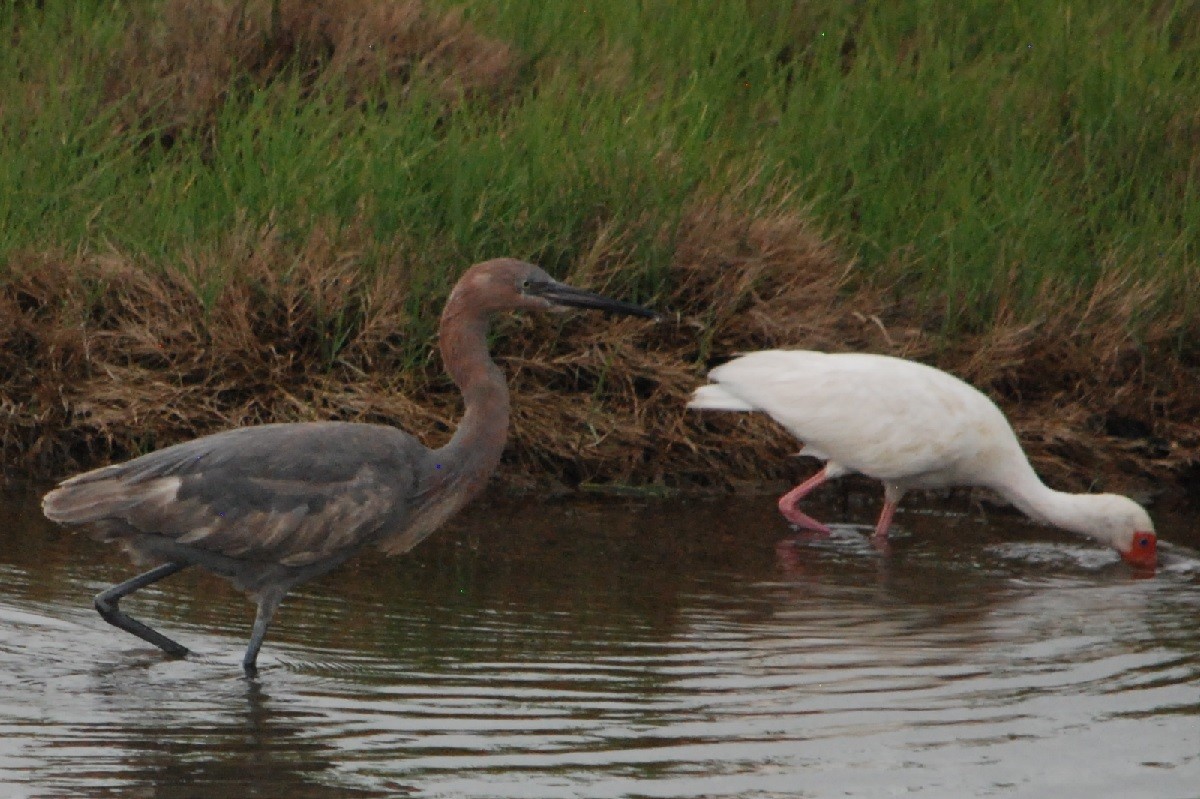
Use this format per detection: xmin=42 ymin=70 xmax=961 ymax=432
xmin=689 ymin=350 xmax=1157 ymax=567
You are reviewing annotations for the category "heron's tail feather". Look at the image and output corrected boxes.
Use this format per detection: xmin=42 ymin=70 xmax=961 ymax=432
xmin=687 ymin=384 xmax=756 ymax=412
xmin=42 ymin=473 xmax=179 ymax=526
xmin=43 ymin=481 xmax=132 ymax=524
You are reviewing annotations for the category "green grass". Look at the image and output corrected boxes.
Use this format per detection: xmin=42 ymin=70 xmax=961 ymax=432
xmin=2 ymin=0 xmax=1199 ymax=333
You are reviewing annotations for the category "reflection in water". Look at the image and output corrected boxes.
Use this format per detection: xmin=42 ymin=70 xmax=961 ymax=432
xmin=0 ymin=490 xmax=1198 ymax=798
xmin=76 ymin=675 xmax=396 ymax=799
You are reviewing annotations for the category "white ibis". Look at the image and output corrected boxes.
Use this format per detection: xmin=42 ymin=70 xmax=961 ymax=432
xmin=688 ymin=349 xmax=1157 ymax=568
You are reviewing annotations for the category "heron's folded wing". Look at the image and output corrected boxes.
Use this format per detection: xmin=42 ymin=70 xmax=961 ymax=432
xmin=44 ymin=423 xmax=423 ymax=567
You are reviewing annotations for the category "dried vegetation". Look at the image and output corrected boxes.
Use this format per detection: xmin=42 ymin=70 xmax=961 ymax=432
xmin=4 ymin=0 xmax=1198 ymax=502
xmin=3 ymin=200 xmax=1198 ymax=501
xmin=651 ymin=202 xmax=1200 ymax=500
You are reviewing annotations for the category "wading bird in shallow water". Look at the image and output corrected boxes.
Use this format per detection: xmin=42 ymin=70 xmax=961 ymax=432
xmin=43 ymin=259 xmax=656 ymax=673
xmin=688 ymin=350 xmax=1156 ymax=568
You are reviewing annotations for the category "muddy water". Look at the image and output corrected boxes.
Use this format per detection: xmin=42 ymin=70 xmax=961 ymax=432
xmin=0 ymin=489 xmax=1198 ymax=798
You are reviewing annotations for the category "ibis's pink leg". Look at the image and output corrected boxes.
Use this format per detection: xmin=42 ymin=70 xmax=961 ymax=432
xmin=777 ymin=468 xmax=832 ymax=533
xmin=872 ymin=497 xmax=898 ymax=540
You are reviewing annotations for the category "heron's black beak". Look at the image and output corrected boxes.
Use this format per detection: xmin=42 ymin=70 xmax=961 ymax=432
xmin=530 ymin=280 xmax=658 ymax=319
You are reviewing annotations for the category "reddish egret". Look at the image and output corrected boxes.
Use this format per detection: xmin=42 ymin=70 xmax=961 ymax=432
xmin=688 ymin=349 xmax=1156 ymax=568
xmin=43 ymin=258 xmax=656 ymax=672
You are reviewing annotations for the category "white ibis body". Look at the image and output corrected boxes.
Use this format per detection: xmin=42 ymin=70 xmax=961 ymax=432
xmin=42 ymin=259 xmax=656 ymax=672
xmin=688 ymin=349 xmax=1156 ymax=568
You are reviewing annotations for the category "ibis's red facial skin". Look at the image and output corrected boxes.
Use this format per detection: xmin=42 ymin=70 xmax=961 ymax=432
xmin=1121 ymin=531 xmax=1157 ymax=569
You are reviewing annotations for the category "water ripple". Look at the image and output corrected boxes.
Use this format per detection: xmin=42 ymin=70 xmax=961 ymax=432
xmin=1 ymin=495 xmax=1199 ymax=798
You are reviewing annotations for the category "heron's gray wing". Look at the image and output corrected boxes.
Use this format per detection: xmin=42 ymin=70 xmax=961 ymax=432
xmin=44 ymin=422 xmax=426 ymax=567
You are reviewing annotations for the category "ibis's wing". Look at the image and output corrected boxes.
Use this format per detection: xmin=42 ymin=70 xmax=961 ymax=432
xmin=43 ymin=422 xmax=426 ymax=567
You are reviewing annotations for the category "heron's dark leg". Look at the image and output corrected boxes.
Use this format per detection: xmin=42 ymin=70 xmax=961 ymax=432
xmin=242 ymin=587 xmax=286 ymax=675
xmin=94 ymin=562 xmax=190 ymax=657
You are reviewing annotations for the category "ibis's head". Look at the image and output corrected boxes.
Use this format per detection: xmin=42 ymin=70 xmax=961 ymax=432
xmin=1086 ymin=494 xmax=1157 ymax=569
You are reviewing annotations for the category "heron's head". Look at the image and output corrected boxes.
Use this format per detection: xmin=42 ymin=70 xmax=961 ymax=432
xmin=1083 ymin=494 xmax=1157 ymax=569
xmin=450 ymin=259 xmax=657 ymax=319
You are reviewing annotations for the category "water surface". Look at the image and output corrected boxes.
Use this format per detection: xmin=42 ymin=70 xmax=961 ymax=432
xmin=0 ymin=489 xmax=1197 ymax=798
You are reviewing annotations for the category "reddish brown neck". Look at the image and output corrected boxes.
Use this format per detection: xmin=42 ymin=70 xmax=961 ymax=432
xmin=433 ymin=287 xmax=511 ymax=494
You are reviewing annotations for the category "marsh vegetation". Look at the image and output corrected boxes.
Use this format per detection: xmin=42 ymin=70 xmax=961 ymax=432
xmin=2 ymin=1 xmax=1198 ymax=499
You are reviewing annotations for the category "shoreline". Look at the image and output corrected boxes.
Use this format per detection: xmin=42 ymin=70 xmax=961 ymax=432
xmin=4 ymin=215 xmax=1197 ymax=505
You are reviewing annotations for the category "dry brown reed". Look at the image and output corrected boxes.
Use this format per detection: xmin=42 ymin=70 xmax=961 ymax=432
xmin=657 ymin=202 xmax=1200 ymax=499
xmin=3 ymin=199 xmax=1198 ymax=502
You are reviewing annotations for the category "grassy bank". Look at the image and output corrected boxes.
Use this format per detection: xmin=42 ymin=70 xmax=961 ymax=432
xmin=2 ymin=1 xmax=1199 ymax=497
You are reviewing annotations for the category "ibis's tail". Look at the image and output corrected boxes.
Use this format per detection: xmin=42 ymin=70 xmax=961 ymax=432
xmin=687 ymin=384 xmax=756 ymax=412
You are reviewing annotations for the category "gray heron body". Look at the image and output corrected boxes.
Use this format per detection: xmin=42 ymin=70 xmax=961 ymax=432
xmin=43 ymin=258 xmax=655 ymax=672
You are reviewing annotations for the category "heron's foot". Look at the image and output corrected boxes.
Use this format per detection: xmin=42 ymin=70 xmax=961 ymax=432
xmin=94 ymin=597 xmax=190 ymax=658
xmin=92 ymin=562 xmax=191 ymax=659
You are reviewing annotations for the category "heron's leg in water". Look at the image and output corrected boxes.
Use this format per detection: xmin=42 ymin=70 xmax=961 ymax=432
xmin=242 ymin=587 xmax=286 ymax=675
xmin=777 ymin=467 xmax=832 ymax=533
xmin=94 ymin=562 xmax=191 ymax=657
